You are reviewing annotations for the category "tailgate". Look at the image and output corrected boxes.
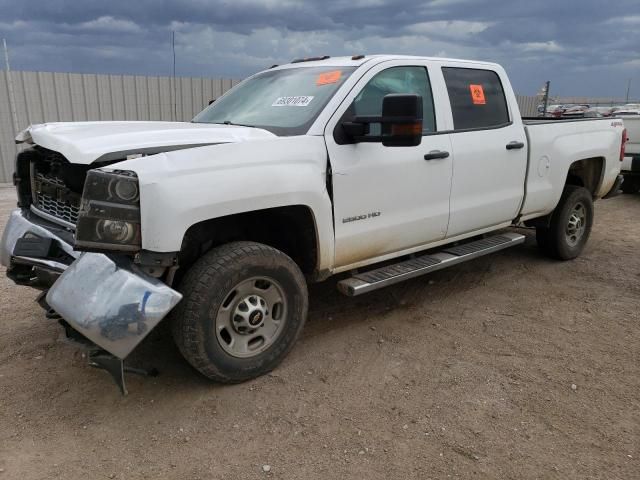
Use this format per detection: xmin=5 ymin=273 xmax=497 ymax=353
xmin=623 ymin=116 xmax=640 ymax=155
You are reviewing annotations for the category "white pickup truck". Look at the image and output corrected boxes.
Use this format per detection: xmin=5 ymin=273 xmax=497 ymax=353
xmin=1 ymin=55 xmax=626 ymax=392
xmin=619 ymin=113 xmax=640 ymax=193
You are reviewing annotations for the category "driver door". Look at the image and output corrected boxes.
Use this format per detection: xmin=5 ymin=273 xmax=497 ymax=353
xmin=324 ymin=61 xmax=453 ymax=269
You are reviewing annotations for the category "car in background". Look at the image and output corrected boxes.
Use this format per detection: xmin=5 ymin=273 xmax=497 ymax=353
xmin=612 ymin=105 xmax=640 ymax=114
xmin=613 ymin=109 xmax=640 ymax=117
xmin=545 ymin=104 xmax=568 ymax=118
xmin=584 ymin=109 xmax=604 ymax=118
xmin=585 ymin=106 xmax=616 ymax=117
xmin=562 ymin=105 xmax=590 ymax=118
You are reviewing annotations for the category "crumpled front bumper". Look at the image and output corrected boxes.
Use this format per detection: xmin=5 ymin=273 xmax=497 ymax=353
xmin=46 ymin=253 xmax=183 ymax=358
xmin=2 ymin=208 xmax=182 ymax=359
xmin=1 ymin=209 xmax=79 ymax=285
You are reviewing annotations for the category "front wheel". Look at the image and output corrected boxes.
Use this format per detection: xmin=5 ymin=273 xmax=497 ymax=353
xmin=171 ymin=241 xmax=308 ymax=383
xmin=536 ymin=185 xmax=594 ymax=260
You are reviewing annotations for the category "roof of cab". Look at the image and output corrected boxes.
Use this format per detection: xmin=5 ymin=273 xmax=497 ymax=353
xmin=270 ymin=54 xmax=501 ymax=71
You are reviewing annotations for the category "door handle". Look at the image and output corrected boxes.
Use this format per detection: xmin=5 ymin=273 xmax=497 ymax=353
xmin=506 ymin=141 xmax=525 ymax=150
xmin=424 ymin=150 xmax=450 ymax=160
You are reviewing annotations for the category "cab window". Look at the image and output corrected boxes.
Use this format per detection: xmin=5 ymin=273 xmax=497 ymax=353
xmin=442 ymin=67 xmax=510 ymax=130
xmin=352 ymin=66 xmax=437 ymax=135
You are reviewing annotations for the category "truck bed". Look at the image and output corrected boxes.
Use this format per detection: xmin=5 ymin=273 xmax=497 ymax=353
xmin=520 ymin=117 xmax=623 ymax=219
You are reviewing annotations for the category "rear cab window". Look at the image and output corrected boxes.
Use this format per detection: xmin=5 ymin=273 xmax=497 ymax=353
xmin=442 ymin=67 xmax=510 ymax=130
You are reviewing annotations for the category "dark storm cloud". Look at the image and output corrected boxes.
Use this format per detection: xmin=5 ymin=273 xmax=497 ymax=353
xmin=1 ymin=0 xmax=639 ymax=96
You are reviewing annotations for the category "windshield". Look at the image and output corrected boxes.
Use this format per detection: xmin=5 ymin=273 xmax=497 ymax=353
xmin=192 ymin=66 xmax=357 ymax=136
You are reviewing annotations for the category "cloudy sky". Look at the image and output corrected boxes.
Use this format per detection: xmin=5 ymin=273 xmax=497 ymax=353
xmin=1 ymin=0 xmax=639 ymax=97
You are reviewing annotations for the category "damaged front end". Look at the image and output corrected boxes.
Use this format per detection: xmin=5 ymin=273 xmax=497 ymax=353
xmin=46 ymin=252 xmax=182 ymax=393
xmin=1 ymin=210 xmax=182 ymax=393
xmin=46 ymin=253 xmax=182 ymax=359
xmin=2 ymin=149 xmax=183 ymax=394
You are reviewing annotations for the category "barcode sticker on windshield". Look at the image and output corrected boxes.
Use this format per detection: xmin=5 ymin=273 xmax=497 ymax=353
xmin=272 ymin=96 xmax=314 ymax=107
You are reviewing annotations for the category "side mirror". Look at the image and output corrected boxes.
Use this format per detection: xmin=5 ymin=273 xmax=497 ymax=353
xmin=381 ymin=94 xmax=423 ymax=147
xmin=339 ymin=94 xmax=423 ymax=147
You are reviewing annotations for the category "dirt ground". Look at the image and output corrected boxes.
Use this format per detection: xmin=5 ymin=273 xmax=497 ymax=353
xmin=0 ymin=183 xmax=638 ymax=480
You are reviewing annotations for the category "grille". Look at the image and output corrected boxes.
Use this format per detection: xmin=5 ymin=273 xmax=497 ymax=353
xmin=31 ymin=152 xmax=82 ymax=226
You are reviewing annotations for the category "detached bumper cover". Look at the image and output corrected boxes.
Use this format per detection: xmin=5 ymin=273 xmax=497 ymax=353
xmin=46 ymin=252 xmax=182 ymax=359
xmin=2 ymin=208 xmax=182 ymax=360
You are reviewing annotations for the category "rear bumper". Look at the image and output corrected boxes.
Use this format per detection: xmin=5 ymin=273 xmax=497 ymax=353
xmin=2 ymin=208 xmax=182 ymax=359
xmin=621 ymin=154 xmax=640 ymax=175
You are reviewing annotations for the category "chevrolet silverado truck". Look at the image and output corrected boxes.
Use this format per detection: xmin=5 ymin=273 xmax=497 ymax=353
xmin=619 ymin=113 xmax=640 ymax=193
xmin=0 ymin=55 xmax=626 ymax=392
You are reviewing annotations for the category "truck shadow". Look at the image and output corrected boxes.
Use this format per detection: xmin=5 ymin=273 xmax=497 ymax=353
xmin=124 ymin=230 xmax=545 ymax=394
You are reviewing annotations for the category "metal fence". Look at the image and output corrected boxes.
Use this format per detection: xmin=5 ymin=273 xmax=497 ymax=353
xmin=515 ymin=95 xmax=539 ymax=117
xmin=1 ymin=69 xmax=541 ymax=183
xmin=0 ymin=70 xmax=241 ymax=182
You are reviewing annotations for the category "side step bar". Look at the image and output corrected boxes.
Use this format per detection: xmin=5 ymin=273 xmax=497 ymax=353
xmin=337 ymin=232 xmax=526 ymax=296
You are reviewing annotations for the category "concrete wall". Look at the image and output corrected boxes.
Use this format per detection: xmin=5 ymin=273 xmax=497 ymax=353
xmin=0 ymin=70 xmax=241 ymax=182
xmin=0 ymin=69 xmax=540 ymax=182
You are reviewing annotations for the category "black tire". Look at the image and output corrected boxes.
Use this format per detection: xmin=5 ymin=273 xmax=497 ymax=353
xmin=621 ymin=177 xmax=639 ymax=194
xmin=535 ymin=185 xmax=594 ymax=260
xmin=171 ymin=241 xmax=308 ymax=383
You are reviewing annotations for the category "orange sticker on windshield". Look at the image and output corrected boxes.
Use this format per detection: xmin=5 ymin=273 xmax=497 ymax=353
xmin=470 ymin=84 xmax=486 ymax=105
xmin=316 ymin=70 xmax=342 ymax=86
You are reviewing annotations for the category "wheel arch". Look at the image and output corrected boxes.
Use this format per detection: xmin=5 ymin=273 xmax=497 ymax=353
xmin=564 ymin=157 xmax=605 ymax=197
xmin=525 ymin=158 xmax=603 ymax=229
xmin=177 ymin=205 xmax=322 ymax=282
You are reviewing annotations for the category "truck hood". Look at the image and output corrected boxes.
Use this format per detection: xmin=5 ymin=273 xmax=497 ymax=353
xmin=15 ymin=121 xmax=276 ymax=165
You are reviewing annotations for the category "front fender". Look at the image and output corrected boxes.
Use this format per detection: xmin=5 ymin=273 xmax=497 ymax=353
xmin=113 ymin=136 xmax=335 ymax=271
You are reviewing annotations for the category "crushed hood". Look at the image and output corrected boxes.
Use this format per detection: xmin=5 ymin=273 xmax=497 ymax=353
xmin=15 ymin=121 xmax=276 ymax=165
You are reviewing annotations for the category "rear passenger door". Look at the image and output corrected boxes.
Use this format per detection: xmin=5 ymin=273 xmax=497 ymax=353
xmin=442 ymin=66 xmax=528 ymax=237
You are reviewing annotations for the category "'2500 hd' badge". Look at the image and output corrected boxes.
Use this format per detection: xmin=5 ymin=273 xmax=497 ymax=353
xmin=342 ymin=211 xmax=381 ymax=223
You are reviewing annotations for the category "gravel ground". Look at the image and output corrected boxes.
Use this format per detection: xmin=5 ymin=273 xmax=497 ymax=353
xmin=0 ymin=183 xmax=638 ymax=480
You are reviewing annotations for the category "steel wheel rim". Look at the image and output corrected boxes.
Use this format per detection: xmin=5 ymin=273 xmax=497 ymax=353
xmin=215 ymin=276 xmax=288 ymax=358
xmin=565 ymin=202 xmax=587 ymax=247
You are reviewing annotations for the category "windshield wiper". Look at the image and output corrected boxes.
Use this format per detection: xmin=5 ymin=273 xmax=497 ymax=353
xmin=191 ymin=120 xmax=261 ymax=129
xmin=222 ymin=120 xmax=257 ymax=128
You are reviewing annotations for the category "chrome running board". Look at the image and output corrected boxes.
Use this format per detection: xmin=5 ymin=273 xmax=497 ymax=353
xmin=337 ymin=232 xmax=526 ymax=296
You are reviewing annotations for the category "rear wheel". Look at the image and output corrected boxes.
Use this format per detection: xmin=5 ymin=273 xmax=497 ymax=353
xmin=536 ymin=185 xmax=594 ymax=260
xmin=171 ymin=241 xmax=308 ymax=383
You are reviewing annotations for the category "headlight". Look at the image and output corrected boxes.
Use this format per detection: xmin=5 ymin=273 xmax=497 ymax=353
xmin=95 ymin=219 xmax=138 ymax=243
xmin=75 ymin=170 xmax=142 ymax=252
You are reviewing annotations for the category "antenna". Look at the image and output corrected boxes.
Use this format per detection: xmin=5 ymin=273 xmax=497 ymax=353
xmin=172 ymin=31 xmax=177 ymax=121
xmin=3 ymin=38 xmax=19 ymax=135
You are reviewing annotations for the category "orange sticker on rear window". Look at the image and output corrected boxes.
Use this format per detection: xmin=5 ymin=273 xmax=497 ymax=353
xmin=470 ymin=84 xmax=486 ymax=105
xmin=316 ymin=70 xmax=342 ymax=86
